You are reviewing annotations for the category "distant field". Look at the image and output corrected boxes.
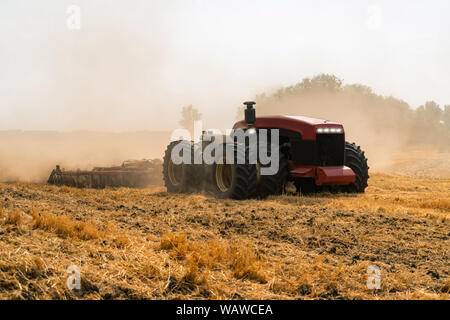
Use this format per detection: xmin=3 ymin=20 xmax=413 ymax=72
xmin=0 ymin=130 xmax=171 ymax=183
xmin=378 ymin=149 xmax=450 ymax=179
xmin=0 ymin=173 xmax=448 ymax=300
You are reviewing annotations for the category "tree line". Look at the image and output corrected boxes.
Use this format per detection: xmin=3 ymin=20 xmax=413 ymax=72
xmin=253 ymin=74 xmax=449 ymax=148
xmin=180 ymin=74 xmax=449 ymax=149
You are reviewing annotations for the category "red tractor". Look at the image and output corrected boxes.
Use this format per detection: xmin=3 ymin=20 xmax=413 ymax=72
xmin=163 ymin=101 xmax=369 ymax=199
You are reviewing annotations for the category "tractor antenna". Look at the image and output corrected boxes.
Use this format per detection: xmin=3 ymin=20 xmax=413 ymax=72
xmin=243 ymin=101 xmax=256 ymax=127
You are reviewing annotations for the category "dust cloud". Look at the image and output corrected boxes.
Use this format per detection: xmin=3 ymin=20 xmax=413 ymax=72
xmin=0 ymin=25 xmax=177 ymax=182
xmin=1 ymin=4 xmax=449 ymax=182
xmin=0 ymin=131 xmax=171 ymax=183
xmin=2 ymin=71 xmax=450 ymax=182
xmin=254 ymin=75 xmax=450 ymax=174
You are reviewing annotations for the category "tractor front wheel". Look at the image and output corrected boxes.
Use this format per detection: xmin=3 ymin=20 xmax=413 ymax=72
xmin=253 ymin=145 xmax=289 ymax=199
xmin=343 ymin=141 xmax=369 ymax=193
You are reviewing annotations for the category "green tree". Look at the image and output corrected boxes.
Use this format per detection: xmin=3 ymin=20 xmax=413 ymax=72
xmin=291 ymin=74 xmax=343 ymax=93
xmin=308 ymin=74 xmax=343 ymax=91
xmin=443 ymin=105 xmax=450 ymax=129
xmin=422 ymin=101 xmax=442 ymax=125
xmin=179 ymin=105 xmax=202 ymax=134
xmin=249 ymin=73 xmax=448 ymax=148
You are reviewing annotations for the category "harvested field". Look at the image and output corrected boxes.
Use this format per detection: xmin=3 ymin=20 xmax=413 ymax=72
xmin=377 ymin=149 xmax=450 ymax=179
xmin=0 ymin=173 xmax=448 ymax=300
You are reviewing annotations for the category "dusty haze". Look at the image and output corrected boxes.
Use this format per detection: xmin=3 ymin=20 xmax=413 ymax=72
xmin=253 ymin=76 xmax=450 ymax=172
xmin=0 ymin=1 xmax=449 ymax=182
xmin=0 ymin=131 xmax=170 ymax=182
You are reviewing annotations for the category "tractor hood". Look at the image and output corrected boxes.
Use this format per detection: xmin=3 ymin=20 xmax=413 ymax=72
xmin=233 ymin=115 xmax=344 ymax=140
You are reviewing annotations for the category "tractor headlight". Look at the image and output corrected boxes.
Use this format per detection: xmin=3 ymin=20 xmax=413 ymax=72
xmin=316 ymin=127 xmax=343 ymax=134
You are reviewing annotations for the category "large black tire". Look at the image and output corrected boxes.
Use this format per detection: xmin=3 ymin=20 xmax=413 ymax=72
xmin=253 ymin=146 xmax=289 ymax=199
xmin=183 ymin=143 xmax=205 ymax=193
xmin=207 ymin=143 xmax=257 ymax=200
xmin=163 ymin=140 xmax=192 ymax=193
xmin=343 ymin=141 xmax=369 ymax=193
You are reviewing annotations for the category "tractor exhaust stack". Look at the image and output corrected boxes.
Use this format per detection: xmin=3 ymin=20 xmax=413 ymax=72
xmin=243 ymin=101 xmax=256 ymax=127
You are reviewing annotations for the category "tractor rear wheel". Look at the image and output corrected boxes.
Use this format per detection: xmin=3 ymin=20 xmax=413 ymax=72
xmin=253 ymin=146 xmax=289 ymax=199
xmin=163 ymin=140 xmax=191 ymax=193
xmin=183 ymin=143 xmax=205 ymax=193
xmin=207 ymin=144 xmax=257 ymax=200
xmin=343 ymin=141 xmax=369 ymax=193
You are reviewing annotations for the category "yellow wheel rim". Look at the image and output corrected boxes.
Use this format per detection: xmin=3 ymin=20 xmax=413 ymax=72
xmin=216 ymin=160 xmax=233 ymax=193
xmin=168 ymin=160 xmax=183 ymax=186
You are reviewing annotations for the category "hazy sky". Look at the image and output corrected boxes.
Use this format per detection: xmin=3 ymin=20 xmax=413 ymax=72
xmin=0 ymin=0 xmax=449 ymax=131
